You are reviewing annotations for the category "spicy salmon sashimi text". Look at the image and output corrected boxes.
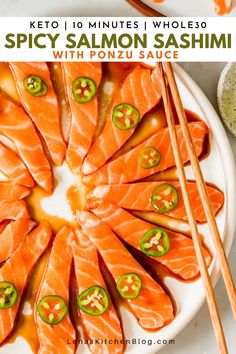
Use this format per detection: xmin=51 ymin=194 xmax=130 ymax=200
xmin=0 ymin=61 xmax=225 ymax=353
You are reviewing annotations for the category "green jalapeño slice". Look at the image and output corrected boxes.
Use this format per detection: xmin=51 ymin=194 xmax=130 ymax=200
xmin=151 ymin=183 xmax=179 ymax=213
xmin=23 ymin=75 xmax=48 ymax=97
xmin=140 ymin=228 xmax=170 ymax=257
xmin=78 ymin=286 xmax=109 ymax=316
xmin=112 ymin=103 xmax=140 ymax=130
xmin=0 ymin=281 xmax=18 ymax=309
xmin=139 ymin=146 xmax=161 ymax=169
xmin=72 ymin=77 xmax=97 ymax=103
xmin=37 ymin=295 xmax=68 ymax=325
xmin=116 ymin=273 xmax=142 ymax=300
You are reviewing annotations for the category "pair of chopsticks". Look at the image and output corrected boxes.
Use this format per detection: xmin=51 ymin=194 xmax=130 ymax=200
xmin=157 ymin=62 xmax=236 ymax=354
xmin=126 ymin=0 xmax=165 ymax=17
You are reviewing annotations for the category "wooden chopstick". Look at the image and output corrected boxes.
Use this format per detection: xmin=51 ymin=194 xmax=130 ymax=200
xmin=125 ymin=0 xmax=165 ymax=17
xmin=164 ymin=62 xmax=236 ymax=321
xmin=157 ymin=63 xmax=228 ymax=354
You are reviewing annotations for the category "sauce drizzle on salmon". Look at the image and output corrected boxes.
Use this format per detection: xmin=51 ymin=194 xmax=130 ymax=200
xmin=73 ymin=229 xmax=124 ymax=354
xmin=77 ymin=210 xmax=174 ymax=329
xmin=91 ymin=203 xmax=212 ymax=280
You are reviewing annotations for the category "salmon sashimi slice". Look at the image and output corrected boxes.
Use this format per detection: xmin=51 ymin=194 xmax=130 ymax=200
xmin=0 ymin=182 xmax=30 ymax=201
xmin=49 ymin=63 xmax=71 ymax=143
xmin=72 ymin=229 xmax=124 ymax=354
xmin=88 ymin=181 xmax=224 ymax=223
xmin=83 ymin=66 xmax=161 ymax=175
xmin=0 ymin=200 xmax=29 ymax=223
xmin=213 ymin=0 xmax=232 ymax=15
xmin=84 ymin=121 xmax=208 ymax=186
xmin=0 ymin=63 xmax=21 ymax=105
xmin=62 ymin=63 xmax=102 ymax=174
xmin=77 ymin=210 xmax=174 ymax=330
xmin=151 ymin=0 xmax=232 ymax=15
xmin=0 ymin=222 xmax=9 ymax=235
xmin=36 ymin=226 xmax=76 ymax=354
xmin=0 ymin=94 xmax=52 ymax=192
xmin=9 ymin=62 xmax=66 ymax=166
xmin=0 ymin=219 xmax=35 ymax=263
xmin=0 ymin=142 xmax=34 ymax=188
xmin=91 ymin=203 xmax=212 ymax=280
xmin=0 ymin=222 xmax=52 ymax=344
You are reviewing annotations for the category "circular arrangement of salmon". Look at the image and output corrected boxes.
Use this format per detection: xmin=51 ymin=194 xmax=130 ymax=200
xmin=0 ymin=62 xmax=224 ymax=354
xmin=152 ymin=0 xmax=232 ymax=15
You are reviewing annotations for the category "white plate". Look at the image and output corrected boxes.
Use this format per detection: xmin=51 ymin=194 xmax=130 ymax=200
xmin=1 ymin=64 xmax=236 ymax=354
xmin=141 ymin=0 xmax=236 ymax=17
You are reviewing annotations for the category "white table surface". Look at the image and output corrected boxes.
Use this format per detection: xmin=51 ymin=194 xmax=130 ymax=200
xmin=0 ymin=1 xmax=236 ymax=353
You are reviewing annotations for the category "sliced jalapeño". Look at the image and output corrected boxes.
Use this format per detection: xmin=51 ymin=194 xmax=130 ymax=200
xmin=116 ymin=273 xmax=142 ymax=300
xmin=72 ymin=77 xmax=97 ymax=103
xmin=140 ymin=228 xmax=170 ymax=257
xmin=78 ymin=285 xmax=109 ymax=316
xmin=37 ymin=295 xmax=68 ymax=325
xmin=112 ymin=103 xmax=140 ymax=130
xmin=0 ymin=281 xmax=18 ymax=309
xmin=139 ymin=146 xmax=161 ymax=169
xmin=151 ymin=183 xmax=179 ymax=213
xmin=23 ymin=75 xmax=48 ymax=97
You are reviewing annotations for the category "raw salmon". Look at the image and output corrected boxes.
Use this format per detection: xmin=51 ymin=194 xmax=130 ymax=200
xmin=0 ymin=182 xmax=30 ymax=201
xmin=212 ymin=0 xmax=232 ymax=15
xmin=0 ymin=219 xmax=35 ymax=263
xmin=0 ymin=63 xmax=21 ymax=105
xmin=152 ymin=0 xmax=232 ymax=15
xmin=72 ymin=229 xmax=124 ymax=354
xmin=0 ymin=142 xmax=34 ymax=188
xmin=83 ymin=66 xmax=161 ymax=175
xmin=0 ymin=94 xmax=52 ymax=192
xmin=36 ymin=226 xmax=76 ymax=354
xmin=84 ymin=121 xmax=208 ymax=185
xmin=0 ymin=200 xmax=29 ymax=223
xmin=88 ymin=181 xmax=224 ymax=223
xmin=77 ymin=210 xmax=174 ymax=329
xmin=0 ymin=222 xmax=8 ymax=235
xmin=9 ymin=62 xmax=66 ymax=166
xmin=0 ymin=222 xmax=52 ymax=344
xmin=48 ymin=63 xmax=71 ymax=143
xmin=91 ymin=203 xmax=212 ymax=280
xmin=62 ymin=63 xmax=102 ymax=173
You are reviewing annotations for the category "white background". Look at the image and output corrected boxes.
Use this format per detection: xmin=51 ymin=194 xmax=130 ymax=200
xmin=0 ymin=1 xmax=235 ymax=353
